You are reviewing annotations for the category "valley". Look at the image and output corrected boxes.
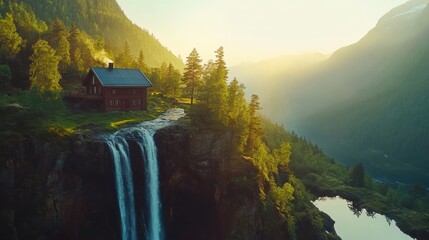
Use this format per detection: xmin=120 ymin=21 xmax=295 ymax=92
xmin=1 ymin=0 xmax=428 ymax=239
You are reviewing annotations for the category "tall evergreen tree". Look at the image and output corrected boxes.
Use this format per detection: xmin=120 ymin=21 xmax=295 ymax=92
xmin=67 ymin=23 xmax=95 ymax=75
xmin=198 ymin=60 xmax=215 ymax=105
xmin=163 ymin=63 xmax=182 ymax=97
xmin=29 ymin=40 xmax=61 ymax=91
xmin=198 ymin=47 xmax=229 ymax=125
xmin=228 ymin=78 xmax=249 ymax=153
xmin=182 ymin=48 xmax=202 ymax=106
xmin=135 ymin=49 xmax=148 ymax=73
xmin=213 ymin=46 xmax=229 ymax=125
xmin=117 ymin=40 xmax=133 ymax=68
xmin=48 ymin=18 xmax=68 ymax=47
xmin=349 ymin=163 xmax=365 ymax=187
xmin=68 ymin=23 xmax=85 ymax=75
xmin=246 ymin=94 xmax=263 ymax=155
xmin=48 ymin=18 xmax=70 ymax=72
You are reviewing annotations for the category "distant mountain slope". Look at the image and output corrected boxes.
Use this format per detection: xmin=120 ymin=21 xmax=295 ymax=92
xmin=17 ymin=0 xmax=184 ymax=69
xmin=271 ymin=0 xmax=429 ymax=184
xmin=229 ymin=52 xmax=327 ymax=117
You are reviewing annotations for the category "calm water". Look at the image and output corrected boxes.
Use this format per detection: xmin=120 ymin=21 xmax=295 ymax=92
xmin=313 ymin=196 xmax=414 ymax=240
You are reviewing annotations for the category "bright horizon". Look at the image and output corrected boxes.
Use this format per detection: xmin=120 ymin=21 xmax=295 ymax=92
xmin=116 ymin=0 xmax=408 ymax=65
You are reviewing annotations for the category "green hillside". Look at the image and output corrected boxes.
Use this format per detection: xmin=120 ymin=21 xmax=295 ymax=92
xmin=267 ymin=0 xmax=429 ymax=184
xmin=12 ymin=0 xmax=184 ymax=69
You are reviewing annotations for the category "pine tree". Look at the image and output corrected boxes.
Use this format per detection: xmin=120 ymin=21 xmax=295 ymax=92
xmin=136 ymin=49 xmax=148 ymax=73
xmin=182 ymin=48 xmax=202 ymax=106
xmin=349 ymin=163 xmax=365 ymax=187
xmin=212 ymin=46 xmax=229 ymax=125
xmin=198 ymin=60 xmax=215 ymax=105
xmin=228 ymin=78 xmax=249 ymax=153
xmin=29 ymin=40 xmax=61 ymax=91
xmin=163 ymin=63 xmax=182 ymax=97
xmin=0 ymin=13 xmax=23 ymax=61
xmin=158 ymin=61 xmax=168 ymax=92
xmin=117 ymin=40 xmax=133 ymax=68
xmin=68 ymin=23 xmax=80 ymax=54
xmin=68 ymin=23 xmax=84 ymax=75
xmin=48 ymin=18 xmax=70 ymax=71
xmin=198 ymin=47 xmax=229 ymax=126
xmin=48 ymin=18 xmax=68 ymax=48
xmin=246 ymin=94 xmax=263 ymax=156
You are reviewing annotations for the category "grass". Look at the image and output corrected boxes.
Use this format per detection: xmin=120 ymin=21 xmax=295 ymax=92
xmin=0 ymin=90 xmax=191 ymax=134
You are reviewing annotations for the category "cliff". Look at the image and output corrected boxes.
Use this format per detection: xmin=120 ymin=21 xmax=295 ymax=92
xmin=156 ymin=123 xmax=263 ymax=239
xmin=0 ymin=133 xmax=120 ymax=239
xmin=0 ymin=121 xmax=337 ymax=239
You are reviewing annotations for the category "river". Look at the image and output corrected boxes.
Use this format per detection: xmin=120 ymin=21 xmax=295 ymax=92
xmin=313 ymin=196 xmax=414 ymax=240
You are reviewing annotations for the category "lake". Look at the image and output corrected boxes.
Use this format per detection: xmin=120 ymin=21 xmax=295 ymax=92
xmin=313 ymin=196 xmax=414 ymax=240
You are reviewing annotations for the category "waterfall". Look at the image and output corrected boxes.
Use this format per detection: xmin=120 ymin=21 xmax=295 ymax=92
xmin=136 ymin=129 xmax=162 ymax=240
xmin=106 ymin=136 xmax=137 ymax=240
xmin=103 ymin=109 xmax=185 ymax=240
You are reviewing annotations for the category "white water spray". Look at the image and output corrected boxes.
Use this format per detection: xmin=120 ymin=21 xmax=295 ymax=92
xmin=104 ymin=108 xmax=185 ymax=240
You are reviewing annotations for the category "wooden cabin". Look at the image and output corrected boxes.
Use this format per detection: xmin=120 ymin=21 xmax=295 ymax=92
xmin=81 ymin=63 xmax=152 ymax=112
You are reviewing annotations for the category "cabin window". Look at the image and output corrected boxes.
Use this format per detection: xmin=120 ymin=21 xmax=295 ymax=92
xmin=93 ymin=86 xmax=97 ymax=94
xmin=112 ymin=89 xmax=116 ymax=95
xmin=114 ymin=99 xmax=119 ymax=106
xmin=137 ymin=99 xmax=142 ymax=106
xmin=109 ymin=100 xmax=113 ymax=106
xmin=132 ymin=99 xmax=136 ymax=106
xmin=131 ymin=89 xmax=136 ymax=94
xmin=92 ymin=76 xmax=95 ymax=85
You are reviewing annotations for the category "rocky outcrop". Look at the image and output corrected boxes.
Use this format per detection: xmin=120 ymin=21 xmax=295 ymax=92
xmin=1 ymin=120 xmax=339 ymax=239
xmin=0 ymin=134 xmax=121 ymax=240
xmin=156 ymin=123 xmax=271 ymax=239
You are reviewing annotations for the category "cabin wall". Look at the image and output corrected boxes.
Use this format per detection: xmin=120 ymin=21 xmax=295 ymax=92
xmin=103 ymin=87 xmax=148 ymax=112
xmin=84 ymin=73 xmax=103 ymax=96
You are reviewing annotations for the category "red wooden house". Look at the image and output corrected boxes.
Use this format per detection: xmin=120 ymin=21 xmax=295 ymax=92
xmin=81 ymin=63 xmax=152 ymax=112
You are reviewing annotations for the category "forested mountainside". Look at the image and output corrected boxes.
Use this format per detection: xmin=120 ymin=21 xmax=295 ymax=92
xmin=0 ymin=0 xmax=184 ymax=92
xmin=1 ymin=0 xmax=184 ymax=69
xmin=269 ymin=0 xmax=429 ymax=184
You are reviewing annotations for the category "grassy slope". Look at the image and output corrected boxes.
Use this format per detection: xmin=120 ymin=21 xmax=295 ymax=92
xmin=0 ymin=91 xmax=190 ymax=135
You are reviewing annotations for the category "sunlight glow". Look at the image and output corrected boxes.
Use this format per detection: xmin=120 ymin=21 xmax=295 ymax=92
xmin=117 ymin=0 xmax=408 ymax=65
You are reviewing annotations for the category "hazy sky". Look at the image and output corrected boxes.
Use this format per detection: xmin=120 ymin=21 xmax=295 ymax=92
xmin=116 ymin=0 xmax=408 ymax=65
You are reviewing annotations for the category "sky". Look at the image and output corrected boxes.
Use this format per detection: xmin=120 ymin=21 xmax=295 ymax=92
xmin=116 ymin=0 xmax=408 ymax=65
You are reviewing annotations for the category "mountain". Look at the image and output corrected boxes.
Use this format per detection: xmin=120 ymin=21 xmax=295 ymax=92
xmin=16 ymin=0 xmax=184 ymax=69
xmin=266 ymin=0 xmax=429 ymax=184
xmin=229 ymin=52 xmax=328 ymax=117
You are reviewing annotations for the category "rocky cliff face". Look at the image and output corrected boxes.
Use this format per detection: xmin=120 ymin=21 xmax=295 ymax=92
xmin=0 ymin=134 xmax=121 ymax=240
xmin=1 ymin=122 xmax=336 ymax=239
xmin=0 ymin=124 xmax=264 ymax=240
xmin=156 ymin=123 xmax=275 ymax=240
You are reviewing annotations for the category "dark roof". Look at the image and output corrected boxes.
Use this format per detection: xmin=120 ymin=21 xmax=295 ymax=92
xmin=91 ymin=67 xmax=152 ymax=87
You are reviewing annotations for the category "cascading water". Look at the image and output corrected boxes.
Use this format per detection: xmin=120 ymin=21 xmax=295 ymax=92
xmin=105 ymin=136 xmax=137 ymax=240
xmin=103 ymin=108 xmax=185 ymax=240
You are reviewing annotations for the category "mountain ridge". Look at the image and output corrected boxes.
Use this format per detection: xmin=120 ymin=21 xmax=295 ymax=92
xmin=14 ymin=0 xmax=184 ymax=69
xmin=283 ymin=0 xmax=429 ymax=184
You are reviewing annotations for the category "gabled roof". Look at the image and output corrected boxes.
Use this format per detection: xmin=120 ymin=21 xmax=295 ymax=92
xmin=91 ymin=67 xmax=152 ymax=87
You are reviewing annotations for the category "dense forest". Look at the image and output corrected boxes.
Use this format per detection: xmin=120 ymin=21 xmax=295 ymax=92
xmin=11 ymin=0 xmax=184 ymax=69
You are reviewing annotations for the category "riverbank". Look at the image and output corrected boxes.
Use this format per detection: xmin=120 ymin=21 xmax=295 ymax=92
xmin=285 ymin=131 xmax=429 ymax=240
xmin=314 ymin=196 xmax=414 ymax=240
xmin=298 ymin=167 xmax=429 ymax=239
